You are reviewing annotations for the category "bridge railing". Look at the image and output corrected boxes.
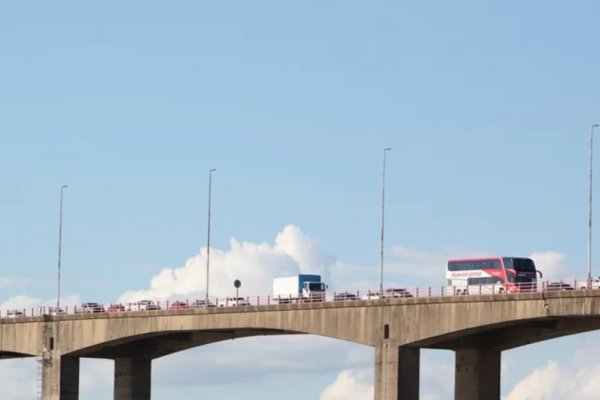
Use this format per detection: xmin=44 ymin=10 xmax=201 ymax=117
xmin=0 ymin=278 xmax=592 ymax=319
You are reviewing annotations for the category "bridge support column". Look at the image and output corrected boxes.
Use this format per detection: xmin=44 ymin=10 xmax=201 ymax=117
xmin=114 ymin=357 xmax=152 ymax=400
xmin=375 ymin=345 xmax=419 ymax=400
xmin=42 ymin=355 xmax=80 ymax=400
xmin=455 ymin=349 xmax=500 ymax=400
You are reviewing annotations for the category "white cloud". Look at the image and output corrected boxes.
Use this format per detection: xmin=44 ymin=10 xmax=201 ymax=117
xmin=506 ymin=361 xmax=565 ymax=399
xmin=528 ymin=250 xmax=573 ymax=282
xmin=320 ymin=369 xmax=374 ymax=400
xmin=505 ymin=334 xmax=600 ymax=400
xmin=0 ymin=294 xmax=80 ymax=316
xmin=0 ymin=359 xmax=37 ymax=400
xmin=118 ymin=224 xmax=335 ymax=303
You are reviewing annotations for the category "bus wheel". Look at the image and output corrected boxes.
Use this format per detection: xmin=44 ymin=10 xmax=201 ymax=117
xmin=498 ymin=288 xmax=504 ymax=294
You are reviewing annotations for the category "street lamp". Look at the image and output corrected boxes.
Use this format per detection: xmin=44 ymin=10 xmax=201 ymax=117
xmin=57 ymin=185 xmax=67 ymax=311
xmin=380 ymin=147 xmax=391 ymax=294
xmin=206 ymin=169 xmax=216 ymax=304
xmin=589 ymin=124 xmax=599 ymax=286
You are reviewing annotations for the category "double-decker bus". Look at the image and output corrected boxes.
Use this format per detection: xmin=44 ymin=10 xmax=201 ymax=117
xmin=447 ymin=257 xmax=542 ymax=295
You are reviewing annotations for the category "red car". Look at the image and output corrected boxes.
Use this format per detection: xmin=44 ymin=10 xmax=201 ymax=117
xmin=169 ymin=301 xmax=190 ymax=310
xmin=106 ymin=304 xmax=125 ymax=312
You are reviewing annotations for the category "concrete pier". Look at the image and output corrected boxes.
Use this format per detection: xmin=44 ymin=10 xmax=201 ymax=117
xmin=114 ymin=357 xmax=152 ymax=400
xmin=455 ymin=349 xmax=500 ymax=400
xmin=375 ymin=345 xmax=420 ymax=400
xmin=42 ymin=355 xmax=79 ymax=400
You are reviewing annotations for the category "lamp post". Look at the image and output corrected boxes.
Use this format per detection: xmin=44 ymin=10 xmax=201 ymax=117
xmin=57 ymin=185 xmax=67 ymax=311
xmin=589 ymin=125 xmax=599 ymax=286
xmin=206 ymin=169 xmax=216 ymax=304
xmin=380 ymin=147 xmax=391 ymax=294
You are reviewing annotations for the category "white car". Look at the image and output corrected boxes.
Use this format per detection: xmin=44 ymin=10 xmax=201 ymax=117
xmin=76 ymin=302 xmax=105 ymax=313
xmin=361 ymin=292 xmax=382 ymax=300
xmin=218 ymin=297 xmax=250 ymax=307
xmin=128 ymin=300 xmax=161 ymax=311
xmin=575 ymin=277 xmax=600 ymax=290
xmin=361 ymin=288 xmax=413 ymax=300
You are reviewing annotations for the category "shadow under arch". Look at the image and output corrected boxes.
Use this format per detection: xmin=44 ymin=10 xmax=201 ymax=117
xmin=0 ymin=350 xmax=37 ymax=359
xmin=67 ymin=327 xmax=304 ymax=359
xmin=410 ymin=316 xmax=600 ymax=351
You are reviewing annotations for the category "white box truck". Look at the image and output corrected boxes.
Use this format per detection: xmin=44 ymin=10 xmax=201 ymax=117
xmin=273 ymin=274 xmax=327 ymax=303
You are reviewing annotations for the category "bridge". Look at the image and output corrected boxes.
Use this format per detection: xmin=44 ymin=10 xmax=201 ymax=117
xmin=2 ymin=289 xmax=600 ymax=400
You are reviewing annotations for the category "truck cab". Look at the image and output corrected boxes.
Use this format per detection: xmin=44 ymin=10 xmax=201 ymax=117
xmin=302 ymin=281 xmax=327 ymax=301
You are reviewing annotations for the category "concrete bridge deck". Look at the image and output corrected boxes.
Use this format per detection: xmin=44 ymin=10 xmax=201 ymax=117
xmin=2 ymin=290 xmax=600 ymax=399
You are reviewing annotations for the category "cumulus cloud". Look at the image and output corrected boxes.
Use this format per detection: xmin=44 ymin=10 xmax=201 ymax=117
xmin=118 ymin=225 xmax=335 ymax=303
xmin=528 ymin=250 xmax=572 ymax=281
xmin=504 ymin=334 xmax=600 ymax=400
xmin=0 ymin=294 xmax=80 ymax=315
xmin=320 ymin=369 xmax=374 ymax=400
xmin=0 ymin=359 xmax=38 ymax=400
xmin=505 ymin=360 xmax=600 ymax=400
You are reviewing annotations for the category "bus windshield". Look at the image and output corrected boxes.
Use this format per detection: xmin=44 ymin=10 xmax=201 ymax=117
xmin=503 ymin=257 xmax=536 ymax=272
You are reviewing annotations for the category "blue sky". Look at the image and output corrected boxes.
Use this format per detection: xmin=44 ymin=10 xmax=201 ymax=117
xmin=1 ymin=1 xmax=600 ymax=399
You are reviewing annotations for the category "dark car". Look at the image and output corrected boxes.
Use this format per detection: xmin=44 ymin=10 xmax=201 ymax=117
xmin=546 ymin=282 xmax=574 ymax=291
xmin=7 ymin=310 xmax=25 ymax=318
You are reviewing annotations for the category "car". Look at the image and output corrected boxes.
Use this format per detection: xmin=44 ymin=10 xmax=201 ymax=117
xmin=168 ymin=301 xmax=189 ymax=310
xmin=546 ymin=282 xmax=574 ymax=291
xmin=48 ymin=307 xmax=65 ymax=316
xmin=333 ymin=292 xmax=358 ymax=301
xmin=361 ymin=291 xmax=383 ymax=300
xmin=128 ymin=300 xmax=161 ymax=311
xmin=217 ymin=297 xmax=250 ymax=307
xmin=106 ymin=304 xmax=125 ymax=312
xmin=361 ymin=288 xmax=413 ymax=300
xmin=7 ymin=310 xmax=24 ymax=318
xmin=189 ymin=299 xmax=216 ymax=308
xmin=384 ymin=288 xmax=413 ymax=298
xmin=575 ymin=277 xmax=600 ymax=290
xmin=77 ymin=302 xmax=105 ymax=313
